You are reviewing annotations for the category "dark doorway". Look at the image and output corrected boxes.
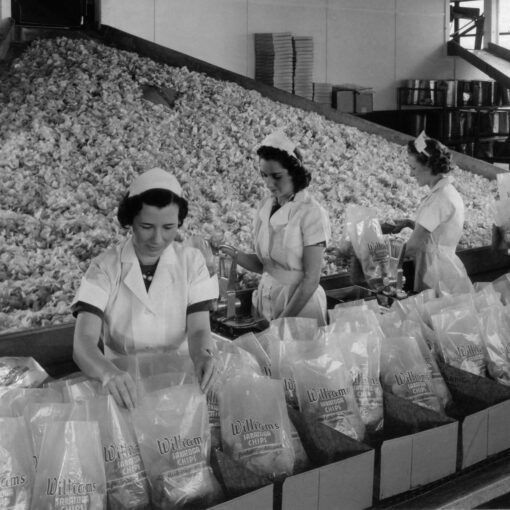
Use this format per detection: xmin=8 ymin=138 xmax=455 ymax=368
xmin=11 ymin=0 xmax=87 ymax=28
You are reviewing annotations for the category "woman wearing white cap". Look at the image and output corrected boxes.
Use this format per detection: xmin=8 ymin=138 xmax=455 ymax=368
xmin=72 ymin=168 xmax=219 ymax=408
xmin=390 ymin=132 xmax=472 ymax=294
xmin=221 ymin=131 xmax=331 ymax=325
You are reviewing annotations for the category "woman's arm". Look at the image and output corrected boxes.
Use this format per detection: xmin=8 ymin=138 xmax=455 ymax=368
xmin=187 ymin=311 xmax=218 ymax=393
xmin=220 ymin=247 xmax=264 ymax=274
xmin=278 ymin=245 xmax=324 ymax=318
xmin=73 ymin=312 xmax=137 ymax=408
xmin=404 ymin=224 xmax=432 ymax=259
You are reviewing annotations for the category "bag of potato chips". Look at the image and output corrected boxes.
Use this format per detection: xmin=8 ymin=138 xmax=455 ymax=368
xmin=291 ymin=341 xmax=366 ymax=442
xmin=24 ymin=401 xmax=87 ymax=471
xmin=32 ymin=420 xmax=107 ymax=509
xmin=132 ymin=384 xmax=223 ymax=510
xmin=345 ymin=205 xmax=390 ymax=288
xmin=85 ymin=396 xmax=151 ymax=510
xmin=218 ymin=373 xmax=294 ymax=479
xmin=380 ymin=335 xmax=444 ymax=414
xmin=431 ymin=304 xmax=487 ymax=377
xmin=324 ymin=322 xmax=384 ymax=437
xmin=0 ymin=417 xmax=35 ymax=509
xmin=479 ymin=306 xmax=510 ymax=385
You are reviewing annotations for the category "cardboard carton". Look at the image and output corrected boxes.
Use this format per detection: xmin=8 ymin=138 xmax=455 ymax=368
xmin=439 ymin=363 xmax=510 ymax=468
xmin=376 ymin=392 xmax=458 ymax=500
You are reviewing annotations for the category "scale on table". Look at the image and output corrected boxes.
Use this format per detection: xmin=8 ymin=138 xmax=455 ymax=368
xmin=365 ymin=238 xmax=408 ymax=307
xmin=210 ymin=246 xmax=266 ymax=339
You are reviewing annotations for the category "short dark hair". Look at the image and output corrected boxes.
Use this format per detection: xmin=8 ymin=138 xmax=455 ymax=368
xmin=117 ymin=188 xmax=188 ymax=228
xmin=407 ymin=136 xmax=453 ymax=175
xmin=256 ymin=146 xmax=311 ymax=192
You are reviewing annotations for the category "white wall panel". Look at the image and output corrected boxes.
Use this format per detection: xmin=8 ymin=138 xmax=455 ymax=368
xmin=247 ymin=0 xmax=327 ymax=82
xmin=156 ymin=0 xmax=248 ymax=76
xmin=326 ymin=6 xmax=396 ymax=110
xmin=396 ymin=0 xmax=445 ymax=15
xmin=101 ymin=0 xmax=155 ymax=42
xmin=396 ymin=12 xmax=453 ymax=81
xmin=0 ymin=0 xmax=11 ymax=20
xmin=328 ymin=0 xmax=395 ymax=12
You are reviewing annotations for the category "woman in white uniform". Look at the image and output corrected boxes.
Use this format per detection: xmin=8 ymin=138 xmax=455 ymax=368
xmin=403 ymin=132 xmax=473 ymax=295
xmin=222 ymin=131 xmax=331 ymax=325
xmin=72 ymin=168 xmax=219 ymax=408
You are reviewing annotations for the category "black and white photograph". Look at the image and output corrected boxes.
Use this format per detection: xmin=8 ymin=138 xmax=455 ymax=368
xmin=1 ymin=1 xmax=510 ymax=509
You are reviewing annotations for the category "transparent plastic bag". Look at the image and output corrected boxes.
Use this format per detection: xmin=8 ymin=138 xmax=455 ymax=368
xmin=24 ymin=401 xmax=87 ymax=471
xmin=219 ymin=373 xmax=294 ymax=479
xmin=0 ymin=387 xmax=62 ymax=418
xmin=32 ymin=420 xmax=107 ymax=509
xmin=324 ymin=322 xmax=383 ymax=436
xmin=0 ymin=416 xmax=35 ymax=509
xmin=401 ymin=320 xmax=452 ymax=409
xmin=479 ymin=307 xmax=510 ymax=385
xmin=132 ymin=385 xmax=223 ymax=510
xmin=0 ymin=357 xmax=48 ymax=388
xmin=85 ymin=396 xmax=151 ymax=510
xmin=431 ymin=305 xmax=487 ymax=377
xmin=269 ymin=319 xmax=320 ymax=409
xmin=492 ymin=273 xmax=510 ymax=305
xmin=234 ymin=332 xmax=271 ymax=376
xmin=292 ymin=343 xmax=366 ymax=442
xmin=381 ymin=334 xmax=444 ymax=414
xmin=345 ymin=205 xmax=390 ymax=288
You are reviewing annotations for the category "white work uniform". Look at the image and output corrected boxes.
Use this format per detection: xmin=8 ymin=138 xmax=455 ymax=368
xmin=252 ymin=189 xmax=331 ymax=325
xmin=72 ymin=238 xmax=218 ymax=357
xmin=414 ymin=175 xmax=473 ymax=295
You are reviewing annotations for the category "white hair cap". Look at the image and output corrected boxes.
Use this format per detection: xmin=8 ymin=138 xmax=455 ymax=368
xmin=128 ymin=167 xmax=183 ymax=197
xmin=257 ymin=130 xmax=297 ymax=159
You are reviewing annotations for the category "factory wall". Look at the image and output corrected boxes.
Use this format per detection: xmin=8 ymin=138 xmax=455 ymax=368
xmin=100 ymin=0 xmax=489 ymax=110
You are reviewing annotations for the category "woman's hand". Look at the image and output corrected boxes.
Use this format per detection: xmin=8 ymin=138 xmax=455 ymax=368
xmin=102 ymin=368 xmax=138 ymax=409
xmin=381 ymin=219 xmax=414 ymax=235
xmin=192 ymin=348 xmax=219 ymax=394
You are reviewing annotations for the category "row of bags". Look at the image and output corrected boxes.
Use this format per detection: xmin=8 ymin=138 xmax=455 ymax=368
xmin=0 ymin=371 xmax=302 ymax=510
xmin=391 ymin=273 xmax=510 ymax=386
xmin=3 ymin=271 xmax=510 ymax=509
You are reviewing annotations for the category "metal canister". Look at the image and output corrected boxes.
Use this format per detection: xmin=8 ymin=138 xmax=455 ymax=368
xmin=500 ymin=111 xmax=510 ymax=135
xmin=482 ymin=81 xmax=498 ymax=106
xmin=457 ymin=81 xmax=471 ymax=106
xmin=445 ymin=111 xmax=455 ymax=139
xmin=470 ymin=81 xmax=484 ymax=106
xmin=499 ymin=87 xmax=510 ymax=106
xmin=406 ymin=79 xmax=420 ymax=105
xmin=437 ymin=80 xmax=457 ymax=107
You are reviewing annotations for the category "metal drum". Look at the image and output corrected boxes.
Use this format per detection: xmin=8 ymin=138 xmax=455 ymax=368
xmin=405 ymin=79 xmax=420 ymax=105
xmin=499 ymin=87 xmax=510 ymax=106
xmin=482 ymin=81 xmax=498 ymax=106
xmin=470 ymin=80 xmax=484 ymax=106
xmin=457 ymin=81 xmax=471 ymax=106
xmin=437 ymin=80 xmax=457 ymax=107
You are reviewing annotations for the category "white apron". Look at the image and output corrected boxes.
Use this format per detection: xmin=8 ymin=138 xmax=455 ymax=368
xmin=252 ymin=190 xmax=331 ymax=326
xmin=72 ymin=238 xmax=218 ymax=357
xmin=413 ymin=176 xmax=473 ymax=295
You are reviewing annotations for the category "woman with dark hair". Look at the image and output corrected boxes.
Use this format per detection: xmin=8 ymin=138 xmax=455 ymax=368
xmin=221 ymin=131 xmax=331 ymax=325
xmin=72 ymin=168 xmax=219 ymax=408
xmin=394 ymin=131 xmax=472 ymax=294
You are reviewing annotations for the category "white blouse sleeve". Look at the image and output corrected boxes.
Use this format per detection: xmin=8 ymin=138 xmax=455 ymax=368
xmin=71 ymin=259 xmax=111 ymax=311
xmin=301 ymin=203 xmax=331 ymax=246
xmin=416 ymin=193 xmax=455 ymax=233
xmin=187 ymin=248 xmax=219 ymax=306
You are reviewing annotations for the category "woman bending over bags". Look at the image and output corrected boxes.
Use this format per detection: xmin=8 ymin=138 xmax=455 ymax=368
xmin=72 ymin=168 xmax=220 ymax=408
xmin=385 ymin=132 xmax=473 ymax=295
xmin=221 ymin=131 xmax=331 ymax=326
